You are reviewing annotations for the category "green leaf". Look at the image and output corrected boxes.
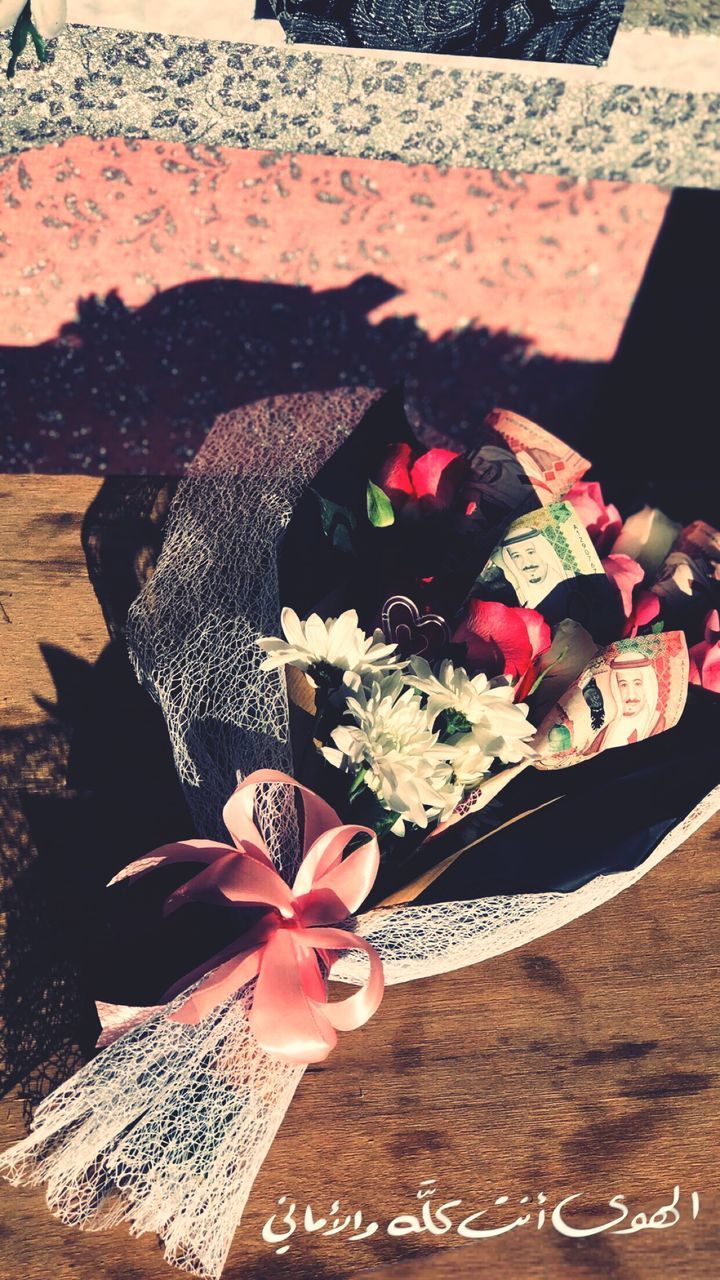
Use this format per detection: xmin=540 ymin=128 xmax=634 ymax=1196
xmin=436 ymin=707 xmax=472 ymax=741
xmin=650 ymin=620 xmax=665 ymax=634
xmin=7 ymin=3 xmax=46 ymax=79
xmin=366 ymin=480 xmax=395 ymax=528
xmin=29 ymin=22 xmax=48 ymax=64
xmin=7 ymin=10 xmax=29 ymax=80
xmin=311 ymin=489 xmax=356 ymax=555
xmin=348 ymin=767 xmax=368 ymax=801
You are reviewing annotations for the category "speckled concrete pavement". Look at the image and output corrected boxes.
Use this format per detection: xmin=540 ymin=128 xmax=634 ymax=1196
xmin=0 ymin=140 xmax=669 ymax=473
xmin=2 ymin=18 xmax=718 ymax=186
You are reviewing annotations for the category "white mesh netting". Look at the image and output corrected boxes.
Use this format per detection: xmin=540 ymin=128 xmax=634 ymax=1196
xmin=0 ymin=979 xmax=304 ymax=1278
xmin=340 ymin=782 xmax=720 ymax=985
xmin=124 ymin=387 xmax=385 ymax=853
xmin=2 ymin=389 xmax=718 ymax=1278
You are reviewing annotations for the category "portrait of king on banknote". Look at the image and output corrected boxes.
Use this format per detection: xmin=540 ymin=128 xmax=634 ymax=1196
xmin=472 ymin=500 xmax=621 ymax=636
xmin=535 ymin=633 xmax=690 ymax=768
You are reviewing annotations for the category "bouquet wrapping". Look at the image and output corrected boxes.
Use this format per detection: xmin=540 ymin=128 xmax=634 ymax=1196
xmin=2 ymin=386 xmax=719 ymax=1278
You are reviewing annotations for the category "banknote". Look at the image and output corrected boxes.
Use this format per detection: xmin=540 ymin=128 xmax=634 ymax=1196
xmin=474 ymin=500 xmax=601 ymax=605
xmin=527 ymin=619 xmax=600 ymax=723
xmin=533 ymin=631 xmax=689 ymax=770
xmin=653 ymin=520 xmax=720 ymax=615
xmin=463 ymin=409 xmax=590 ymax=529
xmin=472 ymin=501 xmax=624 ymax=640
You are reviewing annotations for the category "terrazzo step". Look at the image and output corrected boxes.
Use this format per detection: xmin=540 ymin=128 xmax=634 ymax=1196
xmin=1 ymin=3 xmax=718 ymax=187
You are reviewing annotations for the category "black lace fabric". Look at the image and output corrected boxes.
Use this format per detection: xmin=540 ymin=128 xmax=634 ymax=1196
xmin=270 ymin=0 xmax=626 ymax=64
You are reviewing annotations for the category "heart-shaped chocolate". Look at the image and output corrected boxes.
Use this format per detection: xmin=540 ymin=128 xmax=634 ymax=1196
xmin=381 ymin=595 xmax=450 ymax=660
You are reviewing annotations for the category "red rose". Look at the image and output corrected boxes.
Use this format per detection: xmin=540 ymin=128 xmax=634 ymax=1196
xmin=453 ymin=599 xmax=551 ymax=696
xmin=378 ymin=444 xmax=468 ymax=513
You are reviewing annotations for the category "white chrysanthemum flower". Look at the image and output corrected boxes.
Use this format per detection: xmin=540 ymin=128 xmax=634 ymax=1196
xmin=410 ymin=657 xmax=537 ymax=787
xmin=322 ymin=672 xmax=462 ymax=835
xmin=447 ymin=728 xmax=529 ymax=788
xmin=258 ymin=608 xmax=400 ymax=684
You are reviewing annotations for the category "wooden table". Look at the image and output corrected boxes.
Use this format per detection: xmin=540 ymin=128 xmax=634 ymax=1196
xmin=1 ymin=474 xmax=718 ymax=1280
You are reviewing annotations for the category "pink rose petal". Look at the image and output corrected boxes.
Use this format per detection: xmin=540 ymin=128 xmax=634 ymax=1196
xmin=623 ymin=588 xmax=661 ymax=638
xmin=567 ymin=479 xmax=622 ymax=553
xmin=689 ymin=609 xmax=720 ymax=692
xmin=603 ymin=552 xmax=645 ymax=618
xmin=514 ymin=607 xmax=552 ymax=661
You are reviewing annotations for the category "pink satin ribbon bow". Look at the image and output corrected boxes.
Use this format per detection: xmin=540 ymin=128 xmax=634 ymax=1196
xmin=109 ymin=770 xmax=385 ymax=1064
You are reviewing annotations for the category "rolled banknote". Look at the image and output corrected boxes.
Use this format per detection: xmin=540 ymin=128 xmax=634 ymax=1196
xmin=527 ymin=618 xmax=600 ymax=723
xmin=653 ymin=520 xmax=720 ymax=619
xmin=534 ymin=631 xmax=689 ymax=769
xmin=472 ymin=500 xmax=622 ymax=640
xmin=463 ymin=408 xmax=590 ymax=528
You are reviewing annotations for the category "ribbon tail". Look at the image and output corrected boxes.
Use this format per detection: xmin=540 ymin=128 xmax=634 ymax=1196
xmin=163 ymin=849 xmax=294 ymax=917
xmin=108 ymin=839 xmax=235 ymax=886
xmin=294 ymin=927 xmax=385 ymax=1032
xmin=250 ymin=930 xmax=337 ymax=1064
xmin=161 ymin=918 xmax=270 ymax=1003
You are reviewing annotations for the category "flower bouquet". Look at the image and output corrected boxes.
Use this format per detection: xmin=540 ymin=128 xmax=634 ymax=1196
xmin=2 ymin=385 xmax=719 ymax=1278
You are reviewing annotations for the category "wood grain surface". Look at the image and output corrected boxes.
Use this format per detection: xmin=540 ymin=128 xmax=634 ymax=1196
xmin=1 ymin=475 xmax=718 ymax=1280
xmin=0 ymin=477 xmax=105 ymax=726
